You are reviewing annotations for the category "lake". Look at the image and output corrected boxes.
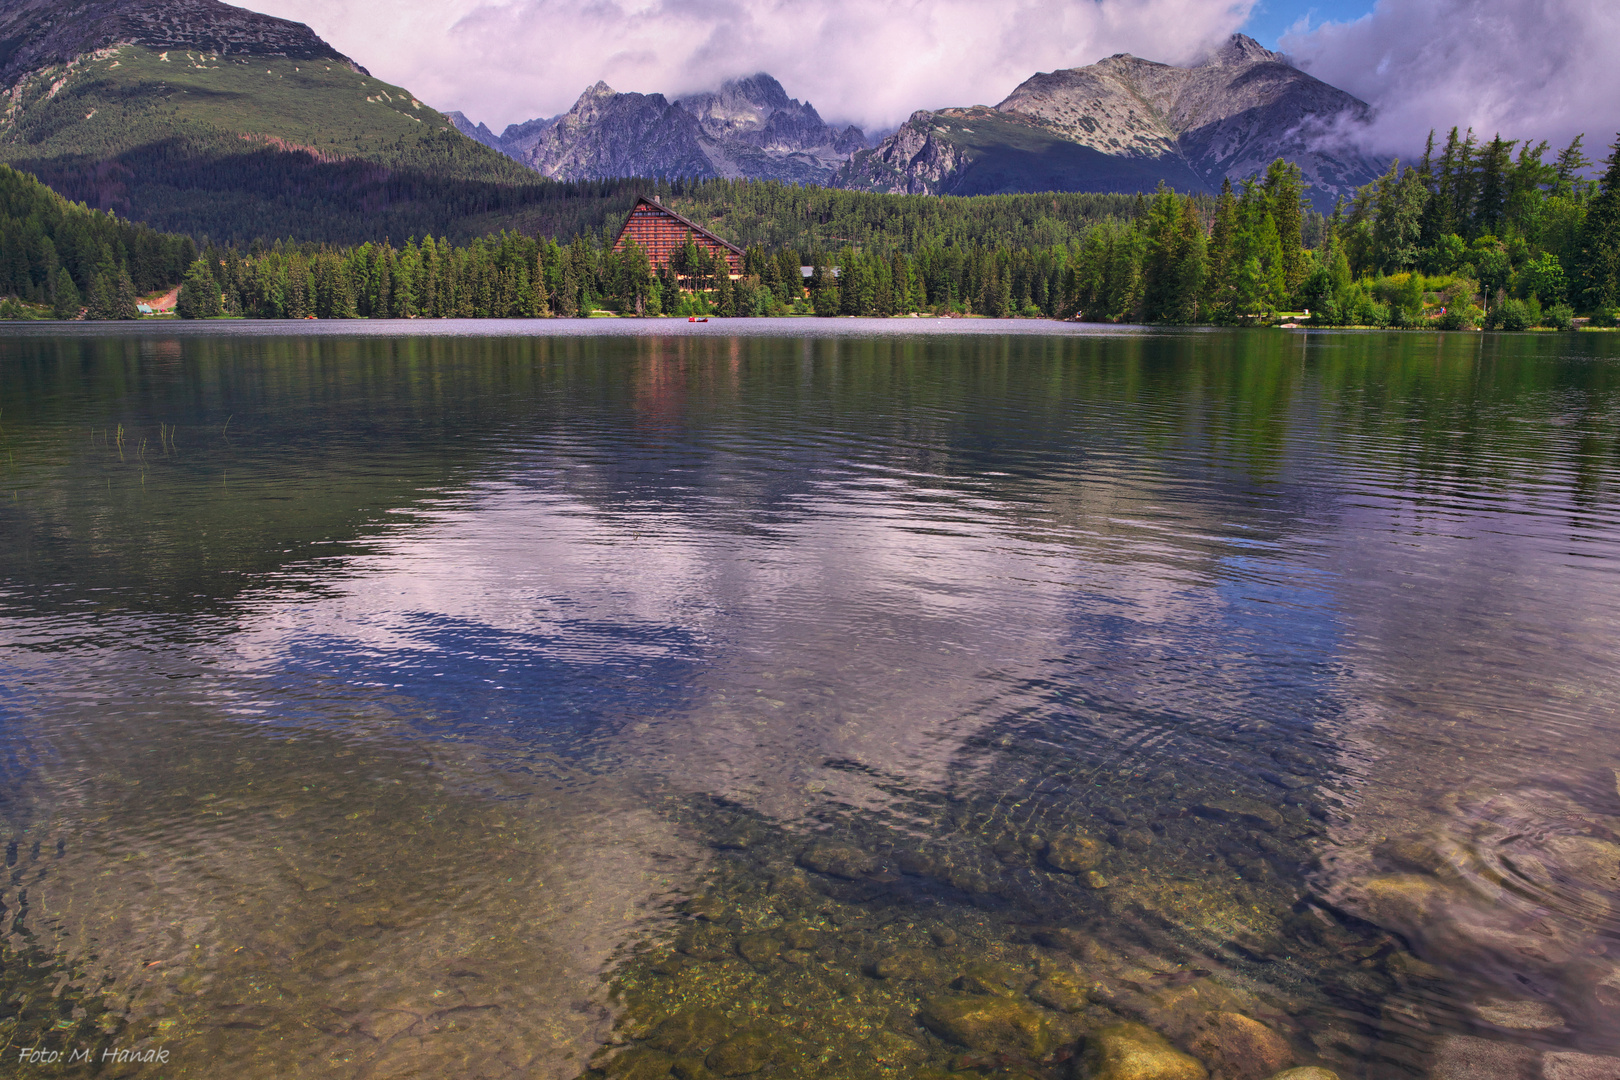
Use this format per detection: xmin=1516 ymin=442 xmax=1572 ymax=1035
xmin=1 ymin=320 xmax=1618 ymax=1080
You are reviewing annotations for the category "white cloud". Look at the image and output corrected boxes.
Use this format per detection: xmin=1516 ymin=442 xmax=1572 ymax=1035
xmin=245 ymin=0 xmax=1253 ymax=133
xmin=1281 ymin=0 xmax=1620 ymax=161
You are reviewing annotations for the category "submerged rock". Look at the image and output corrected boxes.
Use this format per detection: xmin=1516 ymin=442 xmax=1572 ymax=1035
xmin=1082 ymin=1023 xmax=1207 ymax=1080
xmin=736 ymin=933 xmax=780 ymax=965
xmin=951 ymin=960 xmax=1031 ymax=996
xmin=648 ymin=1009 xmax=731 ymax=1055
xmin=1186 ymin=1012 xmax=1293 ymax=1080
xmin=1542 ymin=1051 xmax=1620 ymax=1080
xmin=1029 ymin=970 xmax=1092 ymax=1013
xmin=875 ymin=948 xmax=947 ymax=982
xmin=1045 ymin=833 xmax=1105 ymax=873
xmin=1351 ymin=875 xmax=1452 ymax=932
xmin=603 ymin=1047 xmax=676 ymax=1080
xmin=1471 ymin=997 xmax=1564 ymax=1031
xmin=1428 ymin=1035 xmax=1537 ymax=1080
xmin=1193 ymin=799 xmax=1283 ymax=832
xmin=918 ymin=992 xmax=1057 ymax=1057
xmin=1264 ymin=1070 xmax=1339 ymax=1080
xmin=704 ymin=1030 xmax=778 ymax=1076
xmin=798 ymin=843 xmax=877 ymax=879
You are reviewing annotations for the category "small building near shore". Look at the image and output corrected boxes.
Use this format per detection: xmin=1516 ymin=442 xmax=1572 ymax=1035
xmin=613 ymin=197 xmax=743 ymax=278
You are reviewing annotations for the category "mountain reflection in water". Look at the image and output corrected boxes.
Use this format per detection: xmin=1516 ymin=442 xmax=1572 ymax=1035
xmin=0 ymin=323 xmax=1617 ymax=1080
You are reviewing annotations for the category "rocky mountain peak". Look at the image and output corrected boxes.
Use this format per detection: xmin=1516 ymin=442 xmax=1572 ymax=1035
xmin=456 ymin=71 xmax=866 ymax=185
xmin=840 ymin=39 xmax=1383 ymax=208
xmin=1200 ymin=33 xmax=1281 ymax=68
xmin=0 ymin=0 xmax=360 ymax=84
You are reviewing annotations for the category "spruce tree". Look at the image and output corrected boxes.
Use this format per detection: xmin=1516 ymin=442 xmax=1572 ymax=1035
xmin=1554 ymin=135 xmax=1591 ymax=197
xmin=1262 ymin=159 xmax=1307 ymax=293
xmin=1202 ymin=179 xmax=1238 ymax=322
xmin=1576 ymin=135 xmax=1620 ymax=314
xmin=51 ymin=267 xmax=81 ymax=319
xmin=176 ymin=259 xmax=222 ymax=319
xmin=87 ymin=271 xmax=118 ymax=320
xmin=114 ymin=267 xmax=140 ymax=319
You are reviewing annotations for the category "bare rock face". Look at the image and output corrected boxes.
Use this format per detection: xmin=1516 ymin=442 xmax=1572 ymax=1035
xmin=520 ymin=81 xmax=716 ymax=182
xmin=837 ymin=34 xmax=1384 ymax=208
xmin=0 ymin=0 xmax=359 ymax=85
xmin=465 ymin=72 xmax=869 ymax=185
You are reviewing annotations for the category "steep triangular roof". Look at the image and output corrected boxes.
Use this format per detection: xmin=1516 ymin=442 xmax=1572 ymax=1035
xmin=622 ymin=196 xmax=744 ymax=257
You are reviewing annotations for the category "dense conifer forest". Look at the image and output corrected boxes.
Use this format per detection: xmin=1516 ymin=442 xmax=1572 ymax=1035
xmin=4 ymin=127 xmax=1619 ymax=328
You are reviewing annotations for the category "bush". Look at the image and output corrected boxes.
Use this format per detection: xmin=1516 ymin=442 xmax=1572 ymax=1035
xmin=1487 ymin=297 xmax=1531 ymax=331
xmin=1436 ymin=303 xmax=1482 ymax=330
xmin=1544 ymin=303 xmax=1575 ymax=330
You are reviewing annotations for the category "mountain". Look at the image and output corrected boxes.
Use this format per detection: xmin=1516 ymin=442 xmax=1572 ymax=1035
xmin=0 ymin=0 xmax=616 ymax=243
xmin=0 ymin=0 xmax=358 ymax=82
xmin=456 ymin=73 xmax=868 ymax=185
xmin=835 ymin=35 xmax=1384 ymax=209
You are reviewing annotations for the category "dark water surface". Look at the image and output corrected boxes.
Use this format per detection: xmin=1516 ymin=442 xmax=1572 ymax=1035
xmin=1 ymin=321 xmax=1618 ymax=1080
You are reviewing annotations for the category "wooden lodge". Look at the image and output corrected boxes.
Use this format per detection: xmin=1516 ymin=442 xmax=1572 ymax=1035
xmin=613 ymin=197 xmax=744 ymax=278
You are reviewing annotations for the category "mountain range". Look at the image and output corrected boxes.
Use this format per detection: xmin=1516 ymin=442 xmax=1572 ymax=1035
xmin=1 ymin=0 xmax=1386 ymax=242
xmin=450 ymin=35 xmax=1382 ymax=209
xmin=449 ymin=73 xmax=869 ymax=185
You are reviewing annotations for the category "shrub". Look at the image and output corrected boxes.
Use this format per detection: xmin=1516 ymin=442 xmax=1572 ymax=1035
xmin=1488 ymin=297 xmax=1531 ymax=331
xmin=1436 ymin=303 xmax=1482 ymax=330
xmin=1544 ymin=303 xmax=1575 ymax=330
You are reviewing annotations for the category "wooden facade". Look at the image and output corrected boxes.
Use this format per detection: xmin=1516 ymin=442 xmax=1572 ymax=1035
xmin=613 ymin=197 xmax=743 ymax=278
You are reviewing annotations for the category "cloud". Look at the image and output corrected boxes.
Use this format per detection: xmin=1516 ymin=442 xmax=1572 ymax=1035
xmin=1281 ymin=0 xmax=1620 ymax=161
xmin=245 ymin=0 xmax=1254 ymax=132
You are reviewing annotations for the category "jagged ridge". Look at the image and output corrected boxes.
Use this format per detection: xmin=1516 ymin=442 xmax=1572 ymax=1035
xmin=453 ymin=73 xmax=868 ymax=185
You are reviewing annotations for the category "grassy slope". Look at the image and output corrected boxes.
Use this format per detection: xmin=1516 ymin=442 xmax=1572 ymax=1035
xmin=0 ymin=44 xmax=631 ymax=243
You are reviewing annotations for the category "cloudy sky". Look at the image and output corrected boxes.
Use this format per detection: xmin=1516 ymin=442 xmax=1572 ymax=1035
xmin=249 ymin=0 xmax=1615 ymax=158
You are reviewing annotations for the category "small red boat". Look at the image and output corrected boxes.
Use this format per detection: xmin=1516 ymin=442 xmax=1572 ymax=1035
xmin=688 ymin=316 xmax=708 ymax=323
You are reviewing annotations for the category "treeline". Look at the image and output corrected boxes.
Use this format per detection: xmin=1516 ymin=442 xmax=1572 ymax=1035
xmin=1069 ymin=130 xmax=1619 ymax=328
xmin=1321 ymin=127 xmax=1617 ymax=327
xmin=658 ymin=180 xmax=1153 ymax=254
xmin=168 ymin=230 xmax=1075 ymax=320
xmin=8 ymin=129 xmax=1620 ymax=328
xmin=0 ymin=164 xmax=197 ymax=319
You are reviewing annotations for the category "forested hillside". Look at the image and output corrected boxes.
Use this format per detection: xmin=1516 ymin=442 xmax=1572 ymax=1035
xmin=0 ymin=164 xmax=196 ymax=318
xmin=0 ymin=42 xmax=623 ymax=244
